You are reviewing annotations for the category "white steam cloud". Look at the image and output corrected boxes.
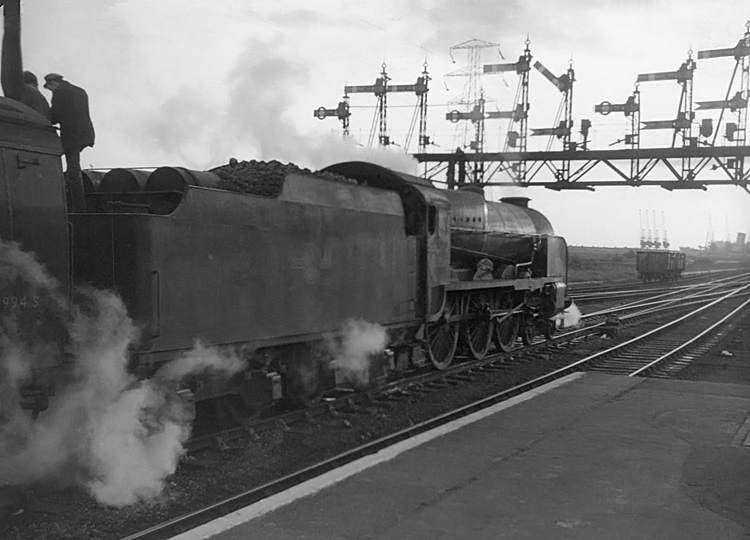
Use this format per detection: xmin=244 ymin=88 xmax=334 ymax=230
xmin=555 ymin=301 xmax=582 ymax=329
xmin=328 ymin=319 xmax=388 ymax=387
xmin=0 ymin=240 xmax=245 ymax=507
xmin=157 ymin=341 xmax=247 ymax=382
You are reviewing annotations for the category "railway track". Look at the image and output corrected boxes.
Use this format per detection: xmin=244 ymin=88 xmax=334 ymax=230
xmin=571 ymin=268 xmax=748 ymax=304
xmin=185 ymin=272 xmax=750 ymax=451
xmin=119 ymin=275 xmax=750 ymax=540
xmin=568 ymin=267 xmax=741 ymax=296
xmin=571 ymin=284 xmax=750 ymax=382
xmin=578 ymin=271 xmax=750 ymax=319
xmin=587 ymin=287 xmax=750 ymax=377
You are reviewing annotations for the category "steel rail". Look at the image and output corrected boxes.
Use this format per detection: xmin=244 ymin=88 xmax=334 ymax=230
xmin=562 ymin=282 xmax=750 ymax=372
xmin=189 ymin=279 xmax=749 ymax=452
xmin=572 ymin=276 xmax=749 ymax=301
xmin=119 ymin=356 xmax=591 ymax=540
xmin=583 ymin=274 xmax=750 ymax=318
xmin=610 ymin=289 xmax=750 ymax=320
xmin=123 ymin=278 xmax=750 ymax=540
xmin=629 ymin=296 xmax=750 ymax=376
xmin=568 ymin=268 xmax=741 ymax=295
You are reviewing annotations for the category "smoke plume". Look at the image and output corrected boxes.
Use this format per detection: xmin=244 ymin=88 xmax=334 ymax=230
xmin=0 ymin=240 xmax=245 ymax=506
xmin=213 ymin=36 xmax=420 ymax=174
xmin=327 ymin=319 xmax=388 ymax=387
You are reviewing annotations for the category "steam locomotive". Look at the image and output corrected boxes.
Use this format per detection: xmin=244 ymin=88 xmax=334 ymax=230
xmin=0 ymin=96 xmax=569 ymax=417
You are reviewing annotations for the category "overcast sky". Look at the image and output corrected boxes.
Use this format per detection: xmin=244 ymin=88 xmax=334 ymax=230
xmin=14 ymin=0 xmax=750 ymax=248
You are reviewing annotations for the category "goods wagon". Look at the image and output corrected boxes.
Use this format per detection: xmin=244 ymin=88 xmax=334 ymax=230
xmin=636 ymin=249 xmax=686 ymax=282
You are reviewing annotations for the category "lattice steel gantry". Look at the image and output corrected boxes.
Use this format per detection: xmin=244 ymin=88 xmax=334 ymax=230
xmin=414 ymin=25 xmax=750 ymax=193
xmin=316 ymin=63 xmax=430 ymax=150
xmin=696 ymin=21 xmax=750 ymax=188
xmin=444 ymin=39 xmax=502 ymax=184
xmin=637 ymin=50 xmax=697 ymax=182
xmin=482 ymin=38 xmax=532 ymax=184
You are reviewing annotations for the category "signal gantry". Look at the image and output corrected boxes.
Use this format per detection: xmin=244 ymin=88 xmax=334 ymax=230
xmin=528 ymin=57 xmax=579 ymax=184
xmin=482 ymin=38 xmax=532 ymax=184
xmin=317 ymin=24 xmax=750 ymax=193
xmin=444 ymin=38 xmax=503 ymax=183
xmin=696 ymin=25 xmax=750 ymax=185
xmin=314 ymin=63 xmax=430 ymax=152
xmin=418 ymin=25 xmax=750 ymax=192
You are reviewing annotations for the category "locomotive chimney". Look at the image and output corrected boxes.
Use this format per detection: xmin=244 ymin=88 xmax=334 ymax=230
xmin=500 ymin=197 xmax=530 ymax=208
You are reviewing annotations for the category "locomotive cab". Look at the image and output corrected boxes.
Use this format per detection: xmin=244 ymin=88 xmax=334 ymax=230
xmin=322 ymin=161 xmax=452 ymax=322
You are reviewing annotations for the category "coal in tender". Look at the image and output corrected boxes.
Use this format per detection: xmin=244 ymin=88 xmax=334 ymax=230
xmin=209 ymin=159 xmax=357 ymax=197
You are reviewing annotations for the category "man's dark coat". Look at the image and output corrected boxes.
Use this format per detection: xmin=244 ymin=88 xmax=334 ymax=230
xmin=50 ymin=80 xmax=95 ymax=152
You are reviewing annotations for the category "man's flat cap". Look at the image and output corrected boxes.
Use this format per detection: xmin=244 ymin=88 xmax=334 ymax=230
xmin=43 ymin=73 xmax=64 ymax=89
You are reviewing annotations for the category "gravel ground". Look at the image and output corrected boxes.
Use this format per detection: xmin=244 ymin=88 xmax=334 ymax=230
xmin=672 ymin=309 xmax=750 ymax=385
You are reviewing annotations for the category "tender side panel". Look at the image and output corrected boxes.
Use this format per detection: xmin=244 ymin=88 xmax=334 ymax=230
xmin=152 ymin=184 xmax=417 ymax=351
xmin=0 ymin=146 xmax=70 ymax=370
xmin=72 ymin=176 xmax=419 ymax=354
xmin=0 ymin=146 xmax=69 ymax=294
xmin=0 ymin=99 xmax=69 ymax=372
xmin=70 ymin=214 xmax=152 ymax=330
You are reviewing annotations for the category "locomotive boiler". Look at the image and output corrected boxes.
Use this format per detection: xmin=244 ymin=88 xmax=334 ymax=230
xmin=0 ymin=97 xmax=570 ymax=420
xmin=440 ymin=189 xmax=566 ymax=280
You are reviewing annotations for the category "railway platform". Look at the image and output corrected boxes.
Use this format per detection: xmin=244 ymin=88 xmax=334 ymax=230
xmin=173 ymin=372 xmax=750 ymax=540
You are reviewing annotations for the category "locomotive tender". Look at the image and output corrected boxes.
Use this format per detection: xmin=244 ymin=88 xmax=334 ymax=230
xmin=0 ymin=97 xmax=569 ymax=416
